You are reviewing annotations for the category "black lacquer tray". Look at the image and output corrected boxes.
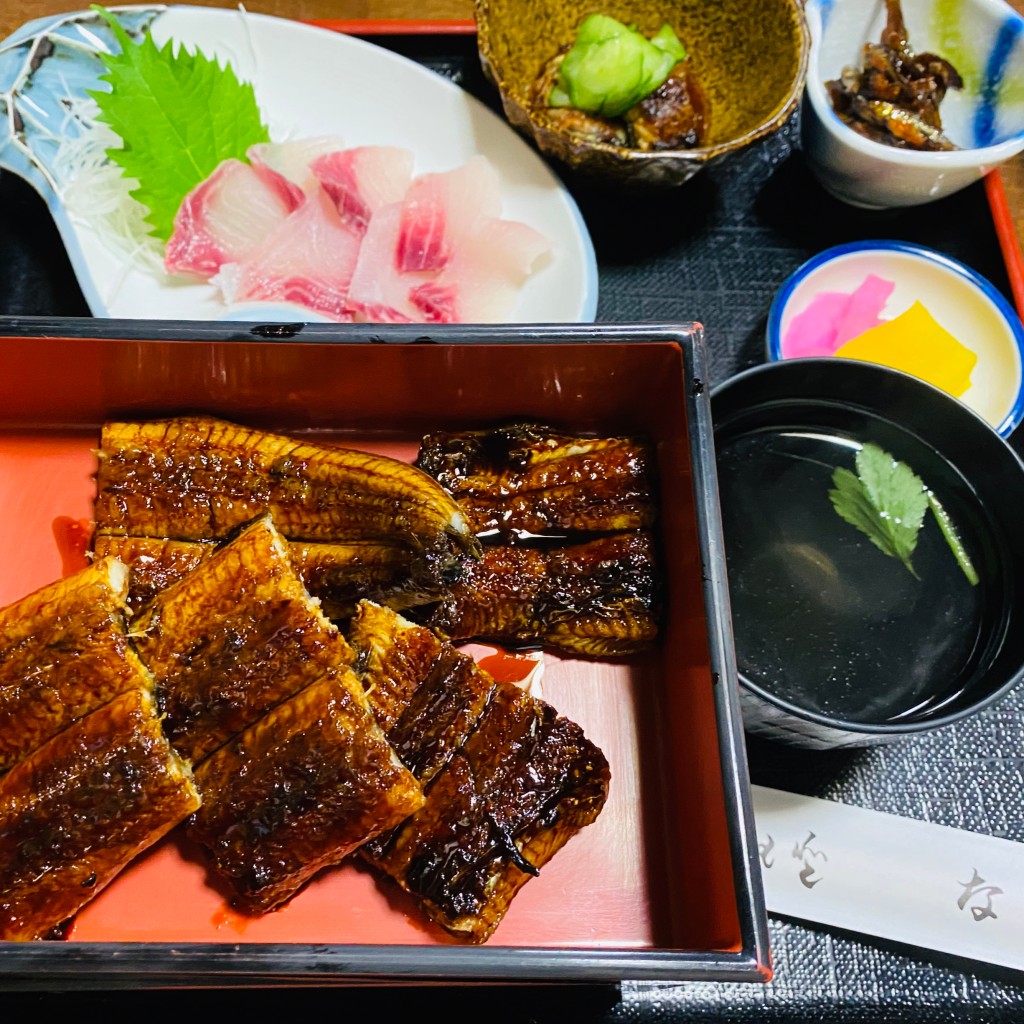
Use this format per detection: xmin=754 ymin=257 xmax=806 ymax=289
xmin=4 ymin=28 xmax=1024 ymax=1023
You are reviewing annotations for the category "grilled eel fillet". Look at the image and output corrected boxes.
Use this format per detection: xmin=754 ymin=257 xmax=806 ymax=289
xmin=417 ymin=531 xmax=660 ymax=657
xmin=0 ymin=685 xmax=200 ymax=940
xmin=0 ymin=557 xmax=149 ymax=776
xmin=415 ymin=422 xmax=655 ymax=537
xmin=349 ymin=600 xmax=496 ymax=790
xmin=131 ymin=513 xmax=354 ymax=764
xmin=187 ymin=669 xmax=424 ymax=914
xmin=94 ymin=416 xmax=477 ymax=563
xmin=348 ymin=600 xmax=610 ymax=944
xmin=92 ymin=534 xmax=447 ymax=620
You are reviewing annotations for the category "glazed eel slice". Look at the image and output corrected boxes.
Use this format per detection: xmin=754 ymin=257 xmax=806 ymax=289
xmin=131 ymin=513 xmax=354 ymax=764
xmin=92 ymin=533 xmax=450 ymax=620
xmin=0 ymin=557 xmax=148 ymax=776
xmin=347 ymin=601 xmax=610 ymax=944
xmin=417 ymin=531 xmax=661 ymax=657
xmin=415 ymin=422 xmax=655 ymax=537
xmin=94 ymin=414 xmax=478 ymax=565
xmin=349 ymin=599 xmax=496 ymax=791
xmin=0 ymin=685 xmax=200 ymax=940
xmin=187 ymin=668 xmax=424 ymax=914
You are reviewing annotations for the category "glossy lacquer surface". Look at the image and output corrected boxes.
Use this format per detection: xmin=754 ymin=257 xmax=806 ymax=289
xmin=0 ymin=325 xmax=764 ymax=983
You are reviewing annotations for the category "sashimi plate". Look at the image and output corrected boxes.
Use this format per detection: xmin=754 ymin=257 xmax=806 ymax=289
xmin=0 ymin=5 xmax=598 ymax=323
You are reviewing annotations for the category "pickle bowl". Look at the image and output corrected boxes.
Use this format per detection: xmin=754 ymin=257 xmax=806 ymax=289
xmin=474 ymin=0 xmax=811 ymax=187
xmin=764 ymin=240 xmax=1024 ymax=438
xmin=801 ymin=0 xmax=1024 ymax=209
xmin=712 ymin=358 xmax=1024 ymax=750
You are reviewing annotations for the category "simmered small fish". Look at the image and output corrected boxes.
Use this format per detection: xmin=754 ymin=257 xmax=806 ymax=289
xmin=826 ymin=0 xmax=963 ymax=151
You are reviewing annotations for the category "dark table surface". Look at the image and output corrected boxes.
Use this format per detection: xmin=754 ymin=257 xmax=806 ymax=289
xmin=3 ymin=31 xmax=1024 ymax=1021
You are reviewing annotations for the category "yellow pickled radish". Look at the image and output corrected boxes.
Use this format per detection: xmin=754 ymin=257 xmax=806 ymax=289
xmin=835 ymin=301 xmax=978 ymax=397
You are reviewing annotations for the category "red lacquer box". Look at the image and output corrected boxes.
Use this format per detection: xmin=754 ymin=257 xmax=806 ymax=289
xmin=0 ymin=318 xmax=767 ymax=988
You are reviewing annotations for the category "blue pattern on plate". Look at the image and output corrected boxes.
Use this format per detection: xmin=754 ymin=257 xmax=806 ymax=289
xmin=0 ymin=6 xmax=163 ymax=202
xmin=977 ymin=16 xmax=1023 ymax=146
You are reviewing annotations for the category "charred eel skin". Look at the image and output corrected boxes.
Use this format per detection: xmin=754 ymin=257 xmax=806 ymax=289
xmin=187 ymin=668 xmax=424 ymax=914
xmin=0 ymin=685 xmax=200 ymax=941
xmin=415 ymin=421 xmax=655 ymax=537
xmin=374 ymin=681 xmax=609 ymax=943
xmin=348 ymin=599 xmax=497 ymax=791
xmin=94 ymin=415 xmax=479 ymax=566
xmin=418 ymin=531 xmax=660 ymax=657
xmin=348 ymin=601 xmax=610 ymax=944
xmin=131 ymin=514 xmax=354 ymax=764
xmin=0 ymin=557 xmax=149 ymax=775
xmin=93 ymin=533 xmax=452 ymax=620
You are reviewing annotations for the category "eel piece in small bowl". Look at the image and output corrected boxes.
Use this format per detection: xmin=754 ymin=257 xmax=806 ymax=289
xmin=475 ymin=0 xmax=811 ymax=186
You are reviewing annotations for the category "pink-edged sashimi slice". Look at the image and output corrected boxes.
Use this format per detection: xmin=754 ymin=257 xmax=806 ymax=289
xmin=164 ymin=158 xmax=301 ymax=279
xmin=345 ymin=202 xmax=421 ymax=322
xmin=310 ymin=146 xmax=416 ymax=233
xmin=396 ymin=155 xmax=502 ymax=273
xmin=247 ymin=136 xmax=347 ymax=198
xmin=347 ymin=155 xmax=547 ymax=322
xmin=409 ymin=218 xmax=552 ymax=323
xmin=213 ymin=185 xmax=362 ymax=321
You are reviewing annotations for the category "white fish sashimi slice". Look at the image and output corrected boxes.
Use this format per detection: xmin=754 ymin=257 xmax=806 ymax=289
xmin=164 ymin=158 xmax=300 ymax=279
xmin=348 ymin=156 xmax=551 ymax=323
xmin=247 ymin=136 xmax=347 ymax=195
xmin=346 ymin=202 xmax=422 ymax=322
xmin=310 ymin=146 xmax=415 ymax=233
xmin=409 ymin=218 xmax=553 ymax=323
xmin=396 ymin=155 xmax=502 ymax=273
xmin=214 ymin=185 xmax=362 ymax=321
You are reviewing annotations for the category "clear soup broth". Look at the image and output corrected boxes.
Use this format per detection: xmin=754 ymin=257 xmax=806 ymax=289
xmin=717 ymin=425 xmax=998 ymax=726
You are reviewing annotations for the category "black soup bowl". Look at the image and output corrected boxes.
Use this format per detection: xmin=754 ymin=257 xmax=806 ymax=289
xmin=712 ymin=358 xmax=1024 ymax=749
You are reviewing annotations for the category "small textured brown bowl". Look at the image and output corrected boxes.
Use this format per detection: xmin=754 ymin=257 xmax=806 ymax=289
xmin=475 ymin=0 xmax=811 ymax=187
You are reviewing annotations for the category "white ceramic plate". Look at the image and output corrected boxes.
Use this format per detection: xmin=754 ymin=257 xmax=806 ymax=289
xmin=0 ymin=5 xmax=598 ymax=323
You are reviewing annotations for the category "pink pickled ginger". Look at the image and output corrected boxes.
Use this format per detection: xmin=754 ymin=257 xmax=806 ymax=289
xmin=781 ymin=274 xmax=895 ymax=358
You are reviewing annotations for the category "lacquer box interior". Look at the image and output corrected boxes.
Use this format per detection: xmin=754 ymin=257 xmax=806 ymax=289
xmin=0 ymin=319 xmax=766 ymax=988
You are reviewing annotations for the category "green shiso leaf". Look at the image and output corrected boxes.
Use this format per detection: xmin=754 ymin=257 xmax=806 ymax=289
xmin=828 ymin=442 xmax=978 ymax=584
xmin=87 ymin=4 xmax=270 ymax=241
xmin=828 ymin=443 xmax=928 ymax=578
xmin=548 ymin=14 xmax=686 ymax=118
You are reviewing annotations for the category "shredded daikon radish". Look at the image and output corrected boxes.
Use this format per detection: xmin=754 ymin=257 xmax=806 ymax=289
xmin=51 ymin=96 xmax=166 ymax=274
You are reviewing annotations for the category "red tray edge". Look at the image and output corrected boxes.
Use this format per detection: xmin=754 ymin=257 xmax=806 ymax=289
xmin=304 ymin=18 xmax=478 ymax=35
xmin=985 ymin=169 xmax=1024 ymax=323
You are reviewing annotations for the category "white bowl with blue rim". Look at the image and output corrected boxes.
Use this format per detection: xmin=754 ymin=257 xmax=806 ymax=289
xmin=766 ymin=240 xmax=1024 ymax=437
xmin=801 ymin=0 xmax=1024 ymax=209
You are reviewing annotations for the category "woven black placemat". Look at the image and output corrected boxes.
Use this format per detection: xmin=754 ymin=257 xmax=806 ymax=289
xmin=2 ymin=32 xmax=1023 ymax=1018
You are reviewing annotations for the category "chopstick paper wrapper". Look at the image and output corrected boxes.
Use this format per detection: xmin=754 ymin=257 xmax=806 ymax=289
xmin=752 ymin=785 xmax=1024 ymax=972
